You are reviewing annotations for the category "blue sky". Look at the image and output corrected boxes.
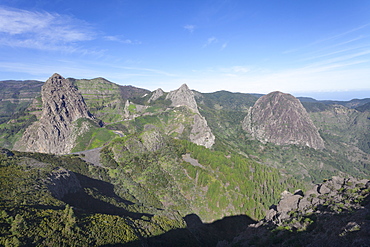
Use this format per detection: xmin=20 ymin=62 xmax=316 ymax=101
xmin=0 ymin=0 xmax=369 ymax=100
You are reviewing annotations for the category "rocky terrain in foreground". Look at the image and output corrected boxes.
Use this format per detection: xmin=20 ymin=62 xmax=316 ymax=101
xmin=221 ymin=177 xmax=370 ymax=247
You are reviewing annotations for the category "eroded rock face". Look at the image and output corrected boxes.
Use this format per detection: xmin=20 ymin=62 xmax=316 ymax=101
xmin=166 ymin=84 xmax=215 ymax=148
xmin=148 ymin=88 xmax=164 ymax=103
xmin=190 ymin=114 xmax=215 ymax=149
xmin=15 ymin=73 xmax=94 ymax=154
xmin=166 ymin=84 xmax=199 ymax=114
xmin=242 ymin=91 xmax=324 ymax=149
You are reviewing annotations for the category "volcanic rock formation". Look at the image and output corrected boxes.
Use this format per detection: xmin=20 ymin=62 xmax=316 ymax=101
xmin=166 ymin=84 xmax=200 ymax=114
xmin=166 ymin=84 xmax=215 ymax=148
xmin=14 ymin=73 xmax=94 ymax=154
xmin=242 ymin=91 xmax=325 ymax=149
xmin=148 ymin=88 xmax=165 ymax=103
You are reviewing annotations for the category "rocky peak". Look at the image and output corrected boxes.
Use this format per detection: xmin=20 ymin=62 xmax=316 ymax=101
xmin=42 ymin=73 xmax=92 ymax=122
xmin=164 ymin=84 xmax=215 ymax=148
xmin=242 ymin=91 xmax=325 ymax=149
xmin=165 ymin=84 xmax=199 ymax=113
xmin=14 ymin=73 xmax=94 ymax=154
xmin=148 ymin=88 xmax=164 ymax=103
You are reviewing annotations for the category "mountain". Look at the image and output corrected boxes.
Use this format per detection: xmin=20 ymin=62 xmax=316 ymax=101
xmin=1 ymin=73 xmax=370 ymax=246
xmin=356 ymin=101 xmax=370 ymax=112
xmin=13 ymin=74 xmax=96 ymax=154
xmin=164 ymin=84 xmax=215 ymax=148
xmin=0 ymin=79 xmax=43 ymax=118
xmin=69 ymin=77 xmax=150 ymax=123
xmin=242 ymin=91 xmax=325 ymax=150
xmin=166 ymin=84 xmax=200 ymax=113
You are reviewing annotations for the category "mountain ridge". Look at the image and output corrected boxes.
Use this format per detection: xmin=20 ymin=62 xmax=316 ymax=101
xmin=1 ymin=73 xmax=370 ymax=246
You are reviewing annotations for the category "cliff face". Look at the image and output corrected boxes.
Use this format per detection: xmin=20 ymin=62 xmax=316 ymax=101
xmin=166 ymin=84 xmax=215 ymax=148
xmin=242 ymin=91 xmax=324 ymax=149
xmin=166 ymin=84 xmax=200 ymax=114
xmin=15 ymin=73 xmax=94 ymax=154
xmin=148 ymin=88 xmax=164 ymax=103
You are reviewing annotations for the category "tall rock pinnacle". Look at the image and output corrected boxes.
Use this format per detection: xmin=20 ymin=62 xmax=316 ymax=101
xmin=15 ymin=73 xmax=94 ymax=154
xmin=165 ymin=84 xmax=215 ymax=148
xmin=165 ymin=84 xmax=199 ymax=114
xmin=242 ymin=91 xmax=325 ymax=149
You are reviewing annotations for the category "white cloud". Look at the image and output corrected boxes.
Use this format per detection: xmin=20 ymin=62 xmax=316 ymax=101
xmin=104 ymin=35 xmax=141 ymax=44
xmin=203 ymin=36 xmax=217 ymax=47
xmin=0 ymin=6 xmax=95 ymax=51
xmin=221 ymin=42 xmax=227 ymax=50
xmin=184 ymin=24 xmax=196 ymax=33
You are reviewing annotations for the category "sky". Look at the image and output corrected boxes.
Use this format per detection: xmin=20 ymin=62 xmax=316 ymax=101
xmin=0 ymin=0 xmax=370 ymax=100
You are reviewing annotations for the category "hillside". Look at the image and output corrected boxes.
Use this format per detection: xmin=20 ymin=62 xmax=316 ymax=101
xmin=1 ymin=73 xmax=370 ymax=246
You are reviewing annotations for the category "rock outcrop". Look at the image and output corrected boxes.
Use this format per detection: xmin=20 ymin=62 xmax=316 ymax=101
xmin=14 ymin=73 xmax=94 ymax=154
xmin=224 ymin=176 xmax=370 ymax=247
xmin=242 ymin=91 xmax=325 ymax=149
xmin=123 ymin=100 xmax=148 ymax=120
xmin=190 ymin=114 xmax=215 ymax=148
xmin=266 ymin=176 xmax=370 ymax=225
xmin=166 ymin=84 xmax=199 ymax=114
xmin=148 ymin=88 xmax=165 ymax=103
xmin=166 ymin=84 xmax=215 ymax=148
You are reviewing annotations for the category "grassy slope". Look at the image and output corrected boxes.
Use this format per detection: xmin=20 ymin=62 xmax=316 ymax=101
xmin=101 ymin=134 xmax=303 ymax=222
xmin=72 ymin=78 xmax=150 ymax=123
xmin=196 ymin=93 xmax=370 ymax=184
xmin=0 ymin=81 xmax=43 ymax=149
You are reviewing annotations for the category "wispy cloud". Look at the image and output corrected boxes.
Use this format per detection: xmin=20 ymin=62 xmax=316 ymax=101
xmin=0 ymin=6 xmax=95 ymax=52
xmin=283 ymin=24 xmax=370 ymax=54
xmin=303 ymin=50 xmax=370 ymax=69
xmin=0 ymin=60 xmax=178 ymax=85
xmin=300 ymin=43 xmax=370 ymax=62
xmin=104 ymin=35 xmax=141 ymax=45
xmin=221 ymin=42 xmax=228 ymax=50
xmin=184 ymin=24 xmax=196 ymax=33
xmin=220 ymin=66 xmax=250 ymax=74
xmin=310 ymin=23 xmax=370 ymax=46
xmin=203 ymin=36 xmax=218 ymax=47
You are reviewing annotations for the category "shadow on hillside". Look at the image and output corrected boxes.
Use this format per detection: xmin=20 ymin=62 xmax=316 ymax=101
xmin=121 ymin=213 xmax=256 ymax=247
xmin=61 ymin=173 xmax=151 ymax=219
xmin=117 ymin=192 xmax=370 ymax=247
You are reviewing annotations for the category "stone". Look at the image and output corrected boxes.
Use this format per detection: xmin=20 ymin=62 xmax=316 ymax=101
xmin=318 ymin=183 xmax=331 ymax=194
xmin=166 ymin=84 xmax=199 ymax=114
xmin=166 ymin=84 xmax=215 ymax=148
xmin=242 ymin=91 xmax=325 ymax=149
xmin=190 ymin=114 xmax=215 ymax=149
xmin=14 ymin=73 xmax=94 ymax=154
xmin=148 ymin=88 xmax=164 ymax=103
